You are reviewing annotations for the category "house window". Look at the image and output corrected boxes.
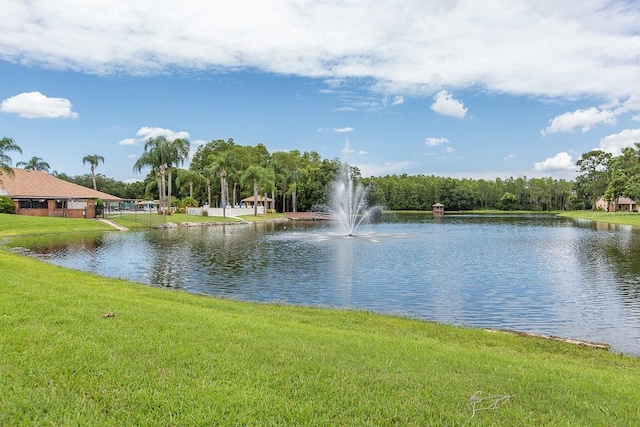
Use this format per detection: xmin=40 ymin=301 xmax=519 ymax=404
xmin=19 ymin=199 xmax=48 ymax=209
xmin=55 ymin=200 xmax=67 ymax=209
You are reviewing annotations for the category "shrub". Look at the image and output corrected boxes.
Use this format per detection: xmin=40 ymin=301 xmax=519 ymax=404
xmin=0 ymin=196 xmax=15 ymax=214
xmin=181 ymin=197 xmax=199 ymax=208
xmin=201 ymin=209 xmax=209 ymax=217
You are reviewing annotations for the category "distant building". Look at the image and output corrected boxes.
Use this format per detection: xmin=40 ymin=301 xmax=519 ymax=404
xmin=595 ymin=197 xmax=637 ymax=212
xmin=432 ymin=203 xmax=445 ymax=215
xmin=0 ymin=168 xmax=122 ymax=218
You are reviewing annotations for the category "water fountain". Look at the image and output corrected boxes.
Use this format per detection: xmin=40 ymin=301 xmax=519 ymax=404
xmin=328 ymin=159 xmax=380 ymax=237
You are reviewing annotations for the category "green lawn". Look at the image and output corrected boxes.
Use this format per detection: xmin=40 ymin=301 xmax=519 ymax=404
xmin=1 ymin=212 xmax=639 ymax=425
xmin=104 ymin=212 xmax=245 ymax=229
xmin=237 ymin=212 xmax=286 ymax=222
xmin=559 ymin=210 xmax=640 ymax=227
xmin=0 ymin=213 xmax=113 ymax=237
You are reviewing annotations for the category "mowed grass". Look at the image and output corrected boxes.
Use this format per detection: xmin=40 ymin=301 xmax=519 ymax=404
xmin=104 ymin=212 xmax=244 ymax=229
xmin=559 ymin=210 xmax=640 ymax=227
xmin=0 ymin=213 xmax=114 ymax=237
xmin=238 ymin=212 xmax=286 ymax=222
xmin=1 ymin=213 xmax=640 ymax=425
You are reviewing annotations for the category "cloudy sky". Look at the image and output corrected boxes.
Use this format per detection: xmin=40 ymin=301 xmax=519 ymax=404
xmin=1 ymin=0 xmax=639 ymax=182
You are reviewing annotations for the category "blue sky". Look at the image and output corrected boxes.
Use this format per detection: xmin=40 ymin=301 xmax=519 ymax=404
xmin=1 ymin=0 xmax=640 ymax=182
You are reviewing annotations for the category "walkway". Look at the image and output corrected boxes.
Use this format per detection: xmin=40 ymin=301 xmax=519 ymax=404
xmin=97 ymin=218 xmax=129 ymax=231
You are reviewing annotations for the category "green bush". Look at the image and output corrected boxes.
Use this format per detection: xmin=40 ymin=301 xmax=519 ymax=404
xmin=0 ymin=196 xmax=15 ymax=214
xmin=181 ymin=197 xmax=199 ymax=208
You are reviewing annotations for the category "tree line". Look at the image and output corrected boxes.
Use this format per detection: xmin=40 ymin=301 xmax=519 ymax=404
xmin=3 ymin=134 xmax=640 ymax=212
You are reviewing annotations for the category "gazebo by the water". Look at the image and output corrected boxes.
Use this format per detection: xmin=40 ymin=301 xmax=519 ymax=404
xmin=241 ymin=195 xmax=273 ymax=209
xmin=432 ymin=203 xmax=445 ymax=215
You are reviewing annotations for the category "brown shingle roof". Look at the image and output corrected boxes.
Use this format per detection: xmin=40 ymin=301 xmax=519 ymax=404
xmin=0 ymin=168 xmax=123 ymax=201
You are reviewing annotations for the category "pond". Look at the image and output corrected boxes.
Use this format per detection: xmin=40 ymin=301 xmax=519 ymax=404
xmin=13 ymin=213 xmax=640 ymax=355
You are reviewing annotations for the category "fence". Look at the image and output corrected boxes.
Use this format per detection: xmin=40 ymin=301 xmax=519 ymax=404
xmin=104 ymin=210 xmax=168 ymax=228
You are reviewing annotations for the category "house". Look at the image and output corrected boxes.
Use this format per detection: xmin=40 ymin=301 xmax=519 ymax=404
xmin=595 ymin=197 xmax=637 ymax=212
xmin=0 ymin=168 xmax=123 ymax=218
xmin=135 ymin=200 xmax=159 ymax=212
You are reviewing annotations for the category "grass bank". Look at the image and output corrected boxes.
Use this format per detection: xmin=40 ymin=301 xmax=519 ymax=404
xmin=238 ymin=212 xmax=286 ymax=222
xmin=1 ymin=213 xmax=640 ymax=425
xmin=559 ymin=210 xmax=640 ymax=227
xmin=104 ymin=212 xmax=246 ymax=229
xmin=0 ymin=214 xmax=113 ymax=237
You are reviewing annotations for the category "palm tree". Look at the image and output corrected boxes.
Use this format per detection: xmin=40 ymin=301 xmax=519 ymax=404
xmin=82 ymin=154 xmax=104 ymax=191
xmin=241 ymin=165 xmax=264 ymax=216
xmin=134 ymin=136 xmax=190 ymax=214
xmin=288 ymin=168 xmax=307 ymax=213
xmin=164 ymin=138 xmax=191 ymax=213
xmin=209 ymin=151 xmax=239 ymax=217
xmin=134 ymin=141 xmax=166 ymax=211
xmin=229 ymin=169 xmax=242 ymax=209
xmin=0 ymin=137 xmax=22 ymax=179
xmin=259 ymin=168 xmax=277 ymax=212
xmin=16 ymin=156 xmax=50 ymax=172
xmin=201 ymin=165 xmax=218 ymax=208
xmin=175 ymin=168 xmax=204 ymax=199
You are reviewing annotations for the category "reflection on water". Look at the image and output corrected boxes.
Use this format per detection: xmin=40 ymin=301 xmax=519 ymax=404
xmin=12 ymin=214 xmax=640 ymax=356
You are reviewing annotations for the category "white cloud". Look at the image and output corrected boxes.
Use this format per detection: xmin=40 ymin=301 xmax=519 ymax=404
xmin=382 ymin=95 xmax=404 ymax=106
xmin=357 ymin=150 xmax=368 ymax=155
xmin=504 ymin=154 xmax=516 ymax=160
xmin=445 ymin=147 xmax=455 ymax=154
xmin=354 ymin=161 xmax=418 ymax=177
xmin=118 ymin=138 xmax=137 ymax=146
xmin=633 ymin=114 xmax=640 ymax=122
xmin=3 ymin=1 xmax=639 ymax=100
xmin=431 ymin=90 xmax=467 ymax=118
xmin=136 ymin=126 xmax=190 ymax=142
xmin=542 ymin=107 xmax=618 ymax=135
xmin=334 ymin=127 xmax=354 ymax=133
xmin=425 ymin=137 xmax=450 ymax=146
xmin=533 ymin=152 xmax=575 ymax=172
xmin=391 ymin=96 xmax=404 ymax=105
xmin=597 ymin=129 xmax=640 ymax=155
xmin=121 ymin=127 xmax=192 ymax=156
xmin=621 ymin=91 xmax=640 ymax=112
xmin=0 ymin=91 xmax=78 ymax=119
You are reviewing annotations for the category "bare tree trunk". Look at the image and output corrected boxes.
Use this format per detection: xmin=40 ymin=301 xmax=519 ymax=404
xmin=91 ymin=166 xmax=97 ymax=191
xmin=165 ymin=167 xmax=171 ymax=214
xmin=157 ymin=170 xmax=164 ymax=212
xmin=253 ymin=179 xmax=258 ymax=216
xmin=221 ymin=173 xmax=227 ymax=218
xmin=271 ymin=189 xmax=276 ymax=212
xmin=293 ymin=183 xmax=297 ymax=213
xmin=233 ymin=182 xmax=238 ymax=207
